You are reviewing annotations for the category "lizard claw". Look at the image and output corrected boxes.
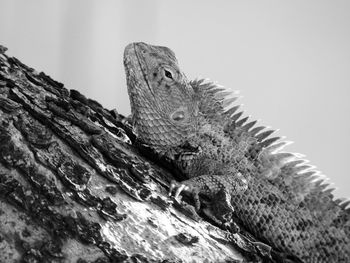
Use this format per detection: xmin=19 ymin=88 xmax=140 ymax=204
xmin=169 ymin=180 xmax=201 ymax=211
xmin=169 ymin=180 xmax=188 ymax=200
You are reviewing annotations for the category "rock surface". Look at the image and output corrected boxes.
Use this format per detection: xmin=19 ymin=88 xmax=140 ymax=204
xmin=0 ymin=46 xmax=250 ymax=263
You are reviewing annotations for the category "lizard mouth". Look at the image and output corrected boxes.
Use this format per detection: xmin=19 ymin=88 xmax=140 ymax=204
xmin=123 ymin=43 xmax=154 ymax=97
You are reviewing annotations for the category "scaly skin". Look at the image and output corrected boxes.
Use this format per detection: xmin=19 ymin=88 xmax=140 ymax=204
xmin=124 ymin=42 xmax=350 ymax=262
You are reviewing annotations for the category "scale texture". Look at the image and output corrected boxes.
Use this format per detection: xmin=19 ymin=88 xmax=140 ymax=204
xmin=124 ymin=42 xmax=350 ymax=263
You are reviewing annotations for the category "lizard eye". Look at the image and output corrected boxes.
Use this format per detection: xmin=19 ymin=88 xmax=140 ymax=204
xmin=163 ymin=69 xmax=174 ymax=80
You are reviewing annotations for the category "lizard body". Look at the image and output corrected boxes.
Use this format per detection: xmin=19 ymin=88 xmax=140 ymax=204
xmin=124 ymin=42 xmax=350 ymax=262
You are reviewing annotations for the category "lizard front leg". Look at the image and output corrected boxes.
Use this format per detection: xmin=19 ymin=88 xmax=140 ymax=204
xmin=169 ymin=172 xmax=248 ymax=212
xmin=170 ymin=174 xmax=274 ymax=259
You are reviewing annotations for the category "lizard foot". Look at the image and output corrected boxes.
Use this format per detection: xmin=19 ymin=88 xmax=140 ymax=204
xmin=169 ymin=173 xmax=247 ymax=213
xmin=169 ymin=180 xmax=202 ymax=211
xmin=169 ymin=180 xmax=188 ymax=199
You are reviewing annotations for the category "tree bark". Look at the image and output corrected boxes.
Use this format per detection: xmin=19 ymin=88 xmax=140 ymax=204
xmin=0 ymin=45 xmax=256 ymax=263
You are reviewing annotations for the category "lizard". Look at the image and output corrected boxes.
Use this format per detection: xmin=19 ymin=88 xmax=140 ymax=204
xmin=123 ymin=42 xmax=350 ymax=263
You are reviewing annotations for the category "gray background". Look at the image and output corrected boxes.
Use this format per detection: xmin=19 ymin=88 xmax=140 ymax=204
xmin=1 ymin=0 xmax=349 ymax=198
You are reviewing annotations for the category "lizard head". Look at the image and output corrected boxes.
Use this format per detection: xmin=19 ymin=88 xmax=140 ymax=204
xmin=124 ymin=42 xmax=198 ymax=148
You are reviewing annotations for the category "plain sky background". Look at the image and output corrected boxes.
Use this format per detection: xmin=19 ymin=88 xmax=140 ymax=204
xmin=0 ymin=0 xmax=349 ymax=199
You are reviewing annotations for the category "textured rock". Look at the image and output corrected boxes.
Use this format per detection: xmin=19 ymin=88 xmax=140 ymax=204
xmin=0 ymin=46 xmax=252 ymax=263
